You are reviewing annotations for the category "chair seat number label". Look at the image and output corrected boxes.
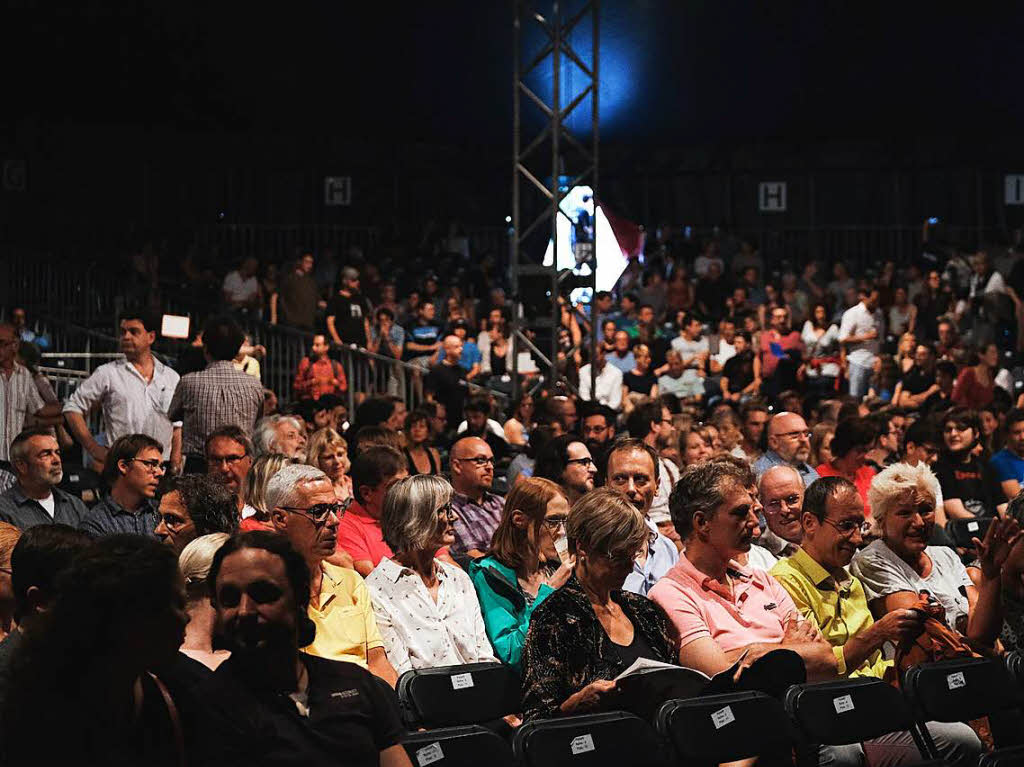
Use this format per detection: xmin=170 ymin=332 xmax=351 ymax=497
xmin=947 ymin=672 xmax=966 ymax=690
xmin=968 ymin=521 xmax=979 ymax=532
xmin=833 ymin=695 xmax=855 ymax=713
xmin=571 ymin=734 xmax=596 ymax=755
xmin=450 ymin=673 xmax=474 ymax=690
xmin=711 ymin=705 xmax=736 ymax=729
xmin=416 ymin=742 xmax=444 ymax=766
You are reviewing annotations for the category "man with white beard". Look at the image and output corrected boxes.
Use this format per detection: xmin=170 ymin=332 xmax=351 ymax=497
xmin=0 ymin=429 xmax=89 ymax=529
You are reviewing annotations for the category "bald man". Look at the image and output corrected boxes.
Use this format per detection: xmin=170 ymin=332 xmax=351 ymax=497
xmin=449 ymin=436 xmax=504 ymax=559
xmin=752 ymin=411 xmax=820 ymax=487
xmin=425 ymin=335 xmax=468 ymax=431
xmin=748 ymin=465 xmax=805 ymax=570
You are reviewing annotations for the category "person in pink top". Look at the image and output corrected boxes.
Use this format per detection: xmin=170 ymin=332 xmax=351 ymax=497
xmin=649 ymin=457 xmax=837 ymax=680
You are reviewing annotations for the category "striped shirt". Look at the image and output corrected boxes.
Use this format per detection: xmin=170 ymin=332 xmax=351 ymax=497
xmin=0 ymin=364 xmax=45 ymax=461
xmin=168 ymin=361 xmax=264 ymax=455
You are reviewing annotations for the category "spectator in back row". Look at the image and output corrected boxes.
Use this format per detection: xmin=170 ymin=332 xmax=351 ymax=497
xmin=753 ymin=410 xmax=820 ymax=486
xmin=292 ymin=334 xmax=347 ymax=401
xmin=80 ymin=434 xmax=164 ymax=539
xmin=0 ymin=323 xmax=63 ymax=463
xmin=578 ymin=344 xmax=623 ymax=410
xmin=169 ymin=315 xmax=264 ymax=473
xmin=62 ymin=308 xmax=181 ymax=472
xmin=0 ymin=429 xmax=88 ymax=529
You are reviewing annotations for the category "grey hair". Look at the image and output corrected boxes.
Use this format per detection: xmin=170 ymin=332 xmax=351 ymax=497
xmin=867 ymin=462 xmax=940 ymax=523
xmin=246 ymin=453 xmax=295 ymax=518
xmin=264 ymin=464 xmax=330 ymax=512
xmin=179 ymin=533 xmax=230 ymax=593
xmin=670 ymin=458 xmax=754 ymax=539
xmin=381 ymin=475 xmax=453 ymax=553
xmin=254 ymin=415 xmax=303 ymax=456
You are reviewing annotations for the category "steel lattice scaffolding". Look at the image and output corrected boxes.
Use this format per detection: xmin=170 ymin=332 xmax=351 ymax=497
xmin=511 ymin=0 xmax=599 ymax=399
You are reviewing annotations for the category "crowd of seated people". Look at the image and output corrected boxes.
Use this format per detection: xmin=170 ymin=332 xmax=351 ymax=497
xmin=5 ymin=231 xmax=1024 ymax=763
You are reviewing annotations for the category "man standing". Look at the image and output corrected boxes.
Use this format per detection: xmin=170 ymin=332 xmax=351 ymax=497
xmin=770 ymin=477 xmax=980 ymax=767
xmin=0 ymin=323 xmax=62 ymax=462
xmin=578 ymin=344 xmax=623 ymax=410
xmin=80 ymin=434 xmax=164 ymax=538
xmin=271 ymin=252 xmax=320 ymax=330
xmin=336 ymin=446 xmax=408 ymax=577
xmin=425 ymin=336 xmax=468 ymax=432
xmin=449 ymin=436 xmax=504 ymax=560
xmin=605 ymin=438 xmax=679 ymax=596
xmin=222 ymin=256 xmax=263 ymax=314
xmin=748 ymin=465 xmax=805 ymax=569
xmin=154 ymin=473 xmax=237 ymax=555
xmin=626 ymin=399 xmax=680 ymax=522
xmin=752 ymin=411 xmax=820 ymax=486
xmin=649 ymin=459 xmax=837 ymax=680
xmin=168 ymin=315 xmax=264 ymax=472
xmin=326 ymin=267 xmax=372 ymax=349
xmin=63 ymin=309 xmax=181 ymax=474
xmin=839 ymin=286 xmax=883 ymax=399
xmin=205 ymin=426 xmax=257 ymax=519
xmin=0 ymin=430 xmax=88 ymax=529
xmin=266 ymin=464 xmax=398 ymax=686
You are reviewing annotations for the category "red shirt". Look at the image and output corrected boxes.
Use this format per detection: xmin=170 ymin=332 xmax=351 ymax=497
xmin=815 ymin=462 xmax=876 ymax=516
xmin=759 ymin=331 xmax=803 ymax=379
xmin=293 ymin=356 xmax=347 ymax=401
xmin=335 ymin=501 xmax=392 ymax=566
xmin=239 ymin=517 xmax=273 ymax=532
xmin=951 ymin=367 xmax=994 ymax=410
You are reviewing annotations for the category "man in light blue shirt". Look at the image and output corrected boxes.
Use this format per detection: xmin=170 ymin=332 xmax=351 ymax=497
xmin=604 ymin=439 xmax=679 ymax=596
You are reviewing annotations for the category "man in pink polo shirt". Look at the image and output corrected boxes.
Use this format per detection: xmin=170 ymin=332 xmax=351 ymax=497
xmin=336 ymin=446 xmax=408 ymax=576
xmin=649 ymin=457 xmax=837 ymax=680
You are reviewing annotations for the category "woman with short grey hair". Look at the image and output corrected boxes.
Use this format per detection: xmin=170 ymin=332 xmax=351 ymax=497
xmin=364 ymin=475 xmax=496 ymax=674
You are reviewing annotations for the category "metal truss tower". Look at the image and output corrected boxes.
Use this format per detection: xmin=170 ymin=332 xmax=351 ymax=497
xmin=511 ymin=0 xmax=599 ymax=398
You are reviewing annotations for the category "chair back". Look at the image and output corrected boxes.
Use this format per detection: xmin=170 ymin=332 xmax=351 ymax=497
xmin=902 ymin=657 xmax=1017 ymax=723
xmin=784 ymin=678 xmax=916 ymax=745
xmin=514 ymin=711 xmax=669 ymax=767
xmin=401 ymin=725 xmax=516 ymax=767
xmin=396 ymin=662 xmax=521 ymax=729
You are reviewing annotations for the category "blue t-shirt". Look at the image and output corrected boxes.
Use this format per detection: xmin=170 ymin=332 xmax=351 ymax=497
xmin=434 ymin=340 xmax=482 ymax=372
xmin=990 ymin=448 xmax=1024 ymax=484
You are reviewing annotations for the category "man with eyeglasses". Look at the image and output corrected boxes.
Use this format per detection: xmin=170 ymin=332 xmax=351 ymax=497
xmin=80 ymin=433 xmax=164 ymax=538
xmin=0 ymin=429 xmax=89 ymax=529
xmin=626 ymin=399 xmax=680 ymax=521
xmin=449 ymin=436 xmax=504 ymax=560
xmin=535 ymin=435 xmax=597 ymax=506
xmin=748 ymin=465 xmax=805 ymax=570
xmin=267 ymin=463 xmax=398 ymax=687
xmin=205 ymin=425 xmax=258 ymax=519
xmin=771 ymin=477 xmax=978 ymax=767
xmin=753 ymin=411 xmax=820 ymax=487
xmin=605 ymin=438 xmax=679 ymax=595
xmin=154 ymin=473 xmax=237 ymax=556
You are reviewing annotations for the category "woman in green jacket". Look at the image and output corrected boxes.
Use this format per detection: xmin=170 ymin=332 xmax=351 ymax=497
xmin=469 ymin=477 xmax=575 ymax=673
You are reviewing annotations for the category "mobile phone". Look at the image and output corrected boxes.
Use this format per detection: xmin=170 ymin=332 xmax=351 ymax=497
xmin=927 ymin=217 xmax=939 ymax=225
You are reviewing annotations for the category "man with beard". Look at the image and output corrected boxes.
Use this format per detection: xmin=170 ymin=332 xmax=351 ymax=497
xmin=0 ymin=430 xmax=88 ymax=529
xmin=266 ymin=464 xmax=397 ymax=686
xmin=604 ymin=438 xmax=678 ymax=595
xmin=80 ymin=433 xmax=164 ymax=538
xmin=197 ymin=531 xmax=411 ymax=767
xmin=649 ymin=459 xmax=837 ymax=681
xmin=753 ymin=411 xmax=820 ymax=487
xmin=63 ymin=308 xmax=182 ymax=473
xmin=579 ymin=402 xmax=615 ymax=481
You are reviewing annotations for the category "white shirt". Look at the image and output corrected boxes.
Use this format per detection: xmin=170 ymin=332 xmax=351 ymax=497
xmin=578 ymin=363 xmax=623 ymax=409
xmin=222 ymin=271 xmax=260 ymax=304
xmin=0 ymin=364 xmax=45 ymax=461
xmin=456 ymin=418 xmax=507 ymax=441
xmin=365 ymin=557 xmax=497 ymax=675
xmin=838 ymin=301 xmax=882 ymax=368
xmin=801 ymin=321 xmax=841 ymax=378
xmin=711 ymin=338 xmax=737 ymax=368
xmin=64 ymin=357 xmax=181 ymax=461
xmin=651 ymin=456 xmax=680 ymax=522
xmin=37 ymin=494 xmax=56 ymax=518
xmin=746 ymin=544 xmax=779 ymax=572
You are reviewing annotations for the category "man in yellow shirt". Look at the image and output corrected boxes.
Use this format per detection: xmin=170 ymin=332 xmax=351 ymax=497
xmin=771 ymin=476 xmax=979 ymax=767
xmin=267 ymin=463 xmax=398 ymax=686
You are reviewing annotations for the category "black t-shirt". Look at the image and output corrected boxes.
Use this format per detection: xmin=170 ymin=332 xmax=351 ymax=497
xmin=425 ymin=362 xmax=467 ymax=430
xmin=196 ymin=653 xmax=403 ymax=767
xmin=900 ymin=366 xmax=935 ymax=395
xmin=722 ymin=350 xmax=755 ymax=393
xmin=933 ymin=454 xmax=999 ymax=518
xmin=623 ymin=371 xmax=657 ymax=395
xmin=326 ymin=292 xmax=371 ymax=347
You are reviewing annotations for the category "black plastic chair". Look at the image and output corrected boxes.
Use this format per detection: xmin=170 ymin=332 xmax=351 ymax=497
xmin=903 ymin=657 xmax=1020 ymax=754
xmin=514 ymin=710 xmax=670 ymax=767
xmin=947 ymin=517 xmax=994 ymax=549
xmin=981 ymin=744 xmax=1024 ymax=767
xmin=1007 ymin=652 xmax=1024 ymax=693
xmin=401 ymin=725 xmax=516 ymax=767
xmin=656 ymin=690 xmax=796 ymax=766
xmin=785 ymin=677 xmax=926 ymax=767
xmin=396 ymin=662 xmax=521 ymax=730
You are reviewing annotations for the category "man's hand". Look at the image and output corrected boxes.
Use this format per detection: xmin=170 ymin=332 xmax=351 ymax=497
xmin=783 ymin=617 xmax=820 ymax=643
xmin=869 ymin=608 xmax=924 ymax=645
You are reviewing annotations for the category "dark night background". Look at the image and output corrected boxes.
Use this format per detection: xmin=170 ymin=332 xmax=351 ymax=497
xmin=4 ymin=1 xmax=1024 ymax=246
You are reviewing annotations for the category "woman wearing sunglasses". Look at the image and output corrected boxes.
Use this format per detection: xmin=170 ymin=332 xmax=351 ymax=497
xmin=364 ymin=475 xmax=497 ymax=675
xmin=520 ymin=488 xmax=677 ymax=721
xmin=469 ymin=477 xmax=575 ymax=673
